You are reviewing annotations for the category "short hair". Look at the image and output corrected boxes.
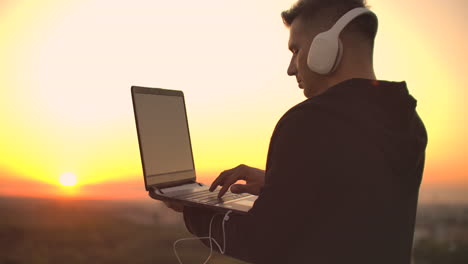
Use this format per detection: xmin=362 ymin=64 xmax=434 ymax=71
xmin=281 ymin=0 xmax=378 ymax=44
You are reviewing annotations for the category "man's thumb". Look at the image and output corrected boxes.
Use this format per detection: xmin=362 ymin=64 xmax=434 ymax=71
xmin=230 ymin=184 xmax=247 ymax=194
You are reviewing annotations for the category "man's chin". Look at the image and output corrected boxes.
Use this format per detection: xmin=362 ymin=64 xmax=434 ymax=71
xmin=303 ymin=88 xmax=313 ymax=99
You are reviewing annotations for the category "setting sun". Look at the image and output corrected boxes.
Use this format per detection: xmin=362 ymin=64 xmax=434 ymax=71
xmin=59 ymin=172 xmax=78 ymax=187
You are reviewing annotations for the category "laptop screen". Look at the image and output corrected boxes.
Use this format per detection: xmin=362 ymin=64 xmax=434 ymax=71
xmin=132 ymin=87 xmax=196 ymax=188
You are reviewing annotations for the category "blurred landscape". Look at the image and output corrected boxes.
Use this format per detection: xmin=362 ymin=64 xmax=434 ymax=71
xmin=413 ymin=204 xmax=468 ymax=263
xmin=1 ymin=196 xmax=467 ymax=264
xmin=0 ymin=196 xmax=247 ymax=264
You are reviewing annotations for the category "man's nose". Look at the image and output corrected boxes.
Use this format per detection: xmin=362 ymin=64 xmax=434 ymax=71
xmin=287 ymin=58 xmax=297 ymax=76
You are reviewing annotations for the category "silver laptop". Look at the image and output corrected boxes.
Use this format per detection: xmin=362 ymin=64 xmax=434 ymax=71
xmin=131 ymin=86 xmax=257 ymax=214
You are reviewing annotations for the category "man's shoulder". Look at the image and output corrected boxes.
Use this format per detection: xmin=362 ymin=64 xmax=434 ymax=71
xmin=271 ymin=99 xmax=342 ymax=141
xmin=274 ymin=78 xmax=393 ymax=133
xmin=276 ymin=98 xmax=330 ymax=129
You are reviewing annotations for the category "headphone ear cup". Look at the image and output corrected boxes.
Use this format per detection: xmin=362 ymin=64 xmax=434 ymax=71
xmin=330 ymin=39 xmax=343 ymax=73
xmin=307 ymin=32 xmax=340 ymax=75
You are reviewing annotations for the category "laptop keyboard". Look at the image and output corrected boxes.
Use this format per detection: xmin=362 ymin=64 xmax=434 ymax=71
xmin=173 ymin=189 xmax=251 ymax=205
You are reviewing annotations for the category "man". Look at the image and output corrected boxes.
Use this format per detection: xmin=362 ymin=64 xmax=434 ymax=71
xmin=165 ymin=0 xmax=428 ymax=263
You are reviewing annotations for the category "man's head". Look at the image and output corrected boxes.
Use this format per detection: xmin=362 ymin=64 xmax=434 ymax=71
xmin=282 ymin=0 xmax=378 ymax=98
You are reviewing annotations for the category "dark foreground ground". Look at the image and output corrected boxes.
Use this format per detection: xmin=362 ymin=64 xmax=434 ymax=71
xmin=0 ymin=197 xmax=467 ymax=264
xmin=0 ymin=197 xmax=247 ymax=264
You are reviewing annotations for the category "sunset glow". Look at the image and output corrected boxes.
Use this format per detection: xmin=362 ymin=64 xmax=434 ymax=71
xmin=59 ymin=172 xmax=78 ymax=187
xmin=0 ymin=0 xmax=467 ymax=203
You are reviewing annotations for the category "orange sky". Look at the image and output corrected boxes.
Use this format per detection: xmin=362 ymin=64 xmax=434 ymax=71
xmin=0 ymin=0 xmax=467 ymax=203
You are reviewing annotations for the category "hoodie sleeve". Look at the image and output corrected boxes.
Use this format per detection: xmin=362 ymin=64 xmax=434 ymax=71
xmin=182 ymin=108 xmax=345 ymax=263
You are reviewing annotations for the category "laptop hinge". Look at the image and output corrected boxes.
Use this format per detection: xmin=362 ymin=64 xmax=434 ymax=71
xmin=157 ymin=182 xmax=203 ymax=194
xmin=151 ymin=179 xmax=201 ymax=194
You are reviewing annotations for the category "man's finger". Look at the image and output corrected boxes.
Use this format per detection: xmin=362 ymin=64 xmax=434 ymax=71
xmin=209 ymin=174 xmax=224 ymax=192
xmin=209 ymin=171 xmax=227 ymax=191
xmin=210 ymin=168 xmax=234 ymax=191
xmin=218 ymin=175 xmax=241 ymax=198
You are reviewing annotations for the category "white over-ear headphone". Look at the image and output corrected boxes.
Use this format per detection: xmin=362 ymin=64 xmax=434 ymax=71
xmin=307 ymin=7 xmax=377 ymax=75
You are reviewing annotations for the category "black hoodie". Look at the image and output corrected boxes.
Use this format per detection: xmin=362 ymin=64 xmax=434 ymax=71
xmin=182 ymin=78 xmax=428 ymax=264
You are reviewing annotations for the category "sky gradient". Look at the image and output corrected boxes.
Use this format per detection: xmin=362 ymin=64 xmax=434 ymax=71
xmin=1 ymin=0 xmax=467 ymax=203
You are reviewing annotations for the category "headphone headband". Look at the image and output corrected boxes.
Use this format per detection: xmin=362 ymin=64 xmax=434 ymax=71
xmin=328 ymin=7 xmax=376 ymax=37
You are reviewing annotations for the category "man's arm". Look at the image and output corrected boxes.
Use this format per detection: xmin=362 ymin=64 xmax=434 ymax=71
xmin=183 ymin=108 xmax=345 ymax=263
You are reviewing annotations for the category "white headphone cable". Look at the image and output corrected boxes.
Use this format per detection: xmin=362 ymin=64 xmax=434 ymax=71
xmin=173 ymin=210 xmax=233 ymax=264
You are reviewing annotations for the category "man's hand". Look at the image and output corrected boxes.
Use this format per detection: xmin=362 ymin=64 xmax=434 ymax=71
xmin=163 ymin=200 xmax=184 ymax=213
xmin=210 ymin=164 xmax=265 ymax=198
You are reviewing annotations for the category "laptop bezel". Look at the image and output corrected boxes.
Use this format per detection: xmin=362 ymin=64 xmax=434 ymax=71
xmin=131 ymin=86 xmax=197 ymax=191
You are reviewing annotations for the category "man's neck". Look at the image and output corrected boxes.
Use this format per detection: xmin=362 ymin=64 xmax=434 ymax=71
xmin=327 ymin=68 xmax=377 ymax=89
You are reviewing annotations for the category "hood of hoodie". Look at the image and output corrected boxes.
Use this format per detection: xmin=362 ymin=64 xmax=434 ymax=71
xmin=292 ymin=78 xmax=428 ymax=189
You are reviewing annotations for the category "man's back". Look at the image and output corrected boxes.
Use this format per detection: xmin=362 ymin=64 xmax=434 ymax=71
xmin=281 ymin=78 xmax=427 ymax=263
xmin=183 ymin=78 xmax=428 ymax=263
